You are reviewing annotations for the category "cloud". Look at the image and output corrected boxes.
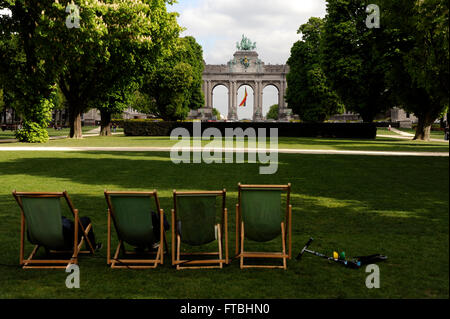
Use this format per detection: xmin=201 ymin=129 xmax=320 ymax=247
xmin=171 ymin=0 xmax=327 ymax=64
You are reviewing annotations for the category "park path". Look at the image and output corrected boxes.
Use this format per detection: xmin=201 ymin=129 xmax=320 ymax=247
xmin=380 ymin=127 xmax=449 ymax=143
xmin=0 ymin=146 xmax=447 ymax=157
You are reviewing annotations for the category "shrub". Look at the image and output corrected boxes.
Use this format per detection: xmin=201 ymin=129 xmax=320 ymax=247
xmin=15 ymin=121 xmax=49 ymax=143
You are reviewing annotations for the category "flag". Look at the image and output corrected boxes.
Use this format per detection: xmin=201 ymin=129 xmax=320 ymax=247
xmin=239 ymin=87 xmax=248 ymax=107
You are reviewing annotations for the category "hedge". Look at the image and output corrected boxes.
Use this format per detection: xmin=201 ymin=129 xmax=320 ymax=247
xmin=122 ymin=120 xmax=377 ymax=139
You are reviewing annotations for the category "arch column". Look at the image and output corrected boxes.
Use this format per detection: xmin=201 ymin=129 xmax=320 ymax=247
xmin=228 ymin=81 xmax=237 ymax=120
xmin=207 ymin=81 xmax=213 ymax=108
xmin=202 ymin=80 xmax=208 ymax=108
xmin=253 ymin=81 xmax=263 ymax=121
xmin=278 ymin=79 xmax=290 ymax=120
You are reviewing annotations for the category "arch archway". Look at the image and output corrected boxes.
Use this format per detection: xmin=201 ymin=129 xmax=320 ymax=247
xmin=236 ymin=84 xmax=254 ymax=120
xmin=262 ymin=84 xmax=280 ymax=119
xmin=212 ymin=84 xmax=229 ymax=120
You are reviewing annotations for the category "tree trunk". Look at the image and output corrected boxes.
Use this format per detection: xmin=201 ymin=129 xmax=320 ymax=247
xmin=100 ymin=110 xmax=112 ymax=136
xmin=414 ymin=114 xmax=433 ymax=141
xmin=69 ymin=109 xmax=83 ymax=139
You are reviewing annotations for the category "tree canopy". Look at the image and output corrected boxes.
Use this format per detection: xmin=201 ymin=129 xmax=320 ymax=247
xmin=266 ymin=104 xmax=279 ymax=121
xmin=381 ymin=0 xmax=449 ymax=140
xmin=0 ymin=0 xmax=182 ymax=140
xmin=141 ymin=36 xmax=205 ymax=121
xmin=321 ymin=0 xmax=393 ymax=123
xmin=286 ymin=17 xmax=344 ymax=123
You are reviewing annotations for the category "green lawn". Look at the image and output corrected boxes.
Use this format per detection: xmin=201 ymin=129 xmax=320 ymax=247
xmin=0 ymin=148 xmax=448 ymax=299
xmin=2 ymin=134 xmax=449 ymax=153
xmin=378 ymin=127 xmax=446 ymax=140
xmin=0 ymin=126 xmax=100 ymax=140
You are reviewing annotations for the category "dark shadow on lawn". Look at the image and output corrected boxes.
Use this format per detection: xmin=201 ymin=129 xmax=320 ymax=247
xmin=277 ymin=137 xmax=449 ymax=151
xmin=1 ymin=152 xmax=447 ymax=221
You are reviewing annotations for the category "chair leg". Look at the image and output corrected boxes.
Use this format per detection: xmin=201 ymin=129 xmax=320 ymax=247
xmin=288 ymin=205 xmax=292 ymax=260
xmin=224 ymin=208 xmax=229 ymax=264
xmin=160 ymin=209 xmax=164 ymax=265
xmin=217 ymin=224 xmax=223 ymax=269
xmin=20 ymin=213 xmax=25 ymax=266
xmin=240 ymin=221 xmax=245 ymax=269
xmin=172 ymin=209 xmax=176 ymax=266
xmin=176 ymin=234 xmax=181 ymax=271
xmin=111 ymin=241 xmax=122 ymax=268
xmin=107 ymin=211 xmax=111 ymax=265
xmin=235 ymin=204 xmax=240 ymax=258
xmin=281 ymin=222 xmax=287 ymax=270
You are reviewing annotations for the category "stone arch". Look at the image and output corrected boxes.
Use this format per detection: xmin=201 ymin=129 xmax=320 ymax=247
xmin=200 ymin=49 xmax=291 ymax=121
xmin=212 ymin=82 xmax=230 ymax=91
xmin=211 ymin=84 xmax=229 ymax=120
xmin=263 ymin=82 xmax=281 ymax=92
xmin=262 ymin=83 xmax=280 ymax=119
xmin=236 ymin=84 xmax=255 ymax=120
xmin=237 ymin=82 xmax=256 ymax=92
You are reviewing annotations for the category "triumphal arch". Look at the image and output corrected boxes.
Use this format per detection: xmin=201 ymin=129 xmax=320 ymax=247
xmin=201 ymin=35 xmax=291 ymax=121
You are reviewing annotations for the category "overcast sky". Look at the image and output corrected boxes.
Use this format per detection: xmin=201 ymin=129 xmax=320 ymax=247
xmin=168 ymin=0 xmax=327 ymax=65
xmin=168 ymin=0 xmax=327 ymax=119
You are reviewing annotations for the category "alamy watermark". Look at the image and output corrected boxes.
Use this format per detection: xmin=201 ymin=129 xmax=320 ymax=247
xmin=366 ymin=4 xmax=381 ymax=29
xmin=365 ymin=264 xmax=380 ymax=289
xmin=65 ymin=264 xmax=80 ymax=289
xmin=66 ymin=2 xmax=81 ymax=29
xmin=170 ymin=122 xmax=279 ymax=175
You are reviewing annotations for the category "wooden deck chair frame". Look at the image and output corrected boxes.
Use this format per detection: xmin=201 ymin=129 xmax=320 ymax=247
xmin=12 ymin=191 xmax=95 ymax=270
xmin=235 ymin=184 xmax=292 ymax=270
xmin=172 ymin=190 xmax=228 ymax=270
xmin=105 ymin=191 xmax=167 ymax=269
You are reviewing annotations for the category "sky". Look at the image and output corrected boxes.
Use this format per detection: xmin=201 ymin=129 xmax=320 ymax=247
xmin=168 ymin=0 xmax=327 ymax=119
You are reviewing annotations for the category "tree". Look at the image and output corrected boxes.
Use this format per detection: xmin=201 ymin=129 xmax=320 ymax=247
xmin=0 ymin=3 xmax=59 ymax=142
xmin=212 ymin=108 xmax=222 ymax=120
xmin=321 ymin=0 xmax=393 ymax=122
xmin=142 ymin=36 xmax=204 ymax=120
xmin=286 ymin=17 xmax=344 ymax=123
xmin=382 ymin=0 xmax=449 ymax=140
xmin=266 ymin=104 xmax=279 ymax=121
xmin=0 ymin=88 xmax=4 ymax=113
xmin=1 ymin=0 xmax=181 ymax=141
xmin=128 ymin=91 xmax=154 ymax=116
xmin=52 ymin=0 xmax=181 ymax=138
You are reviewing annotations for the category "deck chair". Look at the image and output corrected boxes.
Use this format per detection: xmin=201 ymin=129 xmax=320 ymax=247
xmin=12 ymin=191 xmax=95 ymax=270
xmin=172 ymin=190 xmax=228 ymax=270
xmin=104 ymin=191 xmax=166 ymax=269
xmin=236 ymin=184 xmax=292 ymax=270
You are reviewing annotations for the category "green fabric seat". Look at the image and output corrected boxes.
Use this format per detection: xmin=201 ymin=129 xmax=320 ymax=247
xmin=21 ymin=197 xmax=65 ymax=250
xmin=240 ymin=189 xmax=283 ymax=242
xmin=176 ymin=195 xmax=217 ymax=246
xmin=109 ymin=195 xmax=156 ymax=247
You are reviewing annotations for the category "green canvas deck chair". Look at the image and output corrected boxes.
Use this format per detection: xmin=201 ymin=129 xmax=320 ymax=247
xmin=236 ymin=184 xmax=292 ymax=270
xmin=105 ymin=191 xmax=166 ymax=269
xmin=12 ymin=191 xmax=95 ymax=270
xmin=172 ymin=190 xmax=228 ymax=270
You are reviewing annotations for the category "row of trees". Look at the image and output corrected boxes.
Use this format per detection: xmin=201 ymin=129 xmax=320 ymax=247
xmin=286 ymin=0 xmax=449 ymax=140
xmin=0 ymin=0 xmax=204 ymax=142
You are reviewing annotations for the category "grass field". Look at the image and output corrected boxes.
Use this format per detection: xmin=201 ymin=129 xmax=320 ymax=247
xmin=2 ymin=134 xmax=449 ymax=153
xmin=0 ymin=138 xmax=448 ymax=299
xmin=0 ymin=126 xmax=101 ymax=140
xmin=378 ymin=127 xmax=446 ymax=140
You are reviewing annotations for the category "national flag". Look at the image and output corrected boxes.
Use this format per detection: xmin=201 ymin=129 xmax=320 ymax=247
xmin=239 ymin=87 xmax=248 ymax=107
